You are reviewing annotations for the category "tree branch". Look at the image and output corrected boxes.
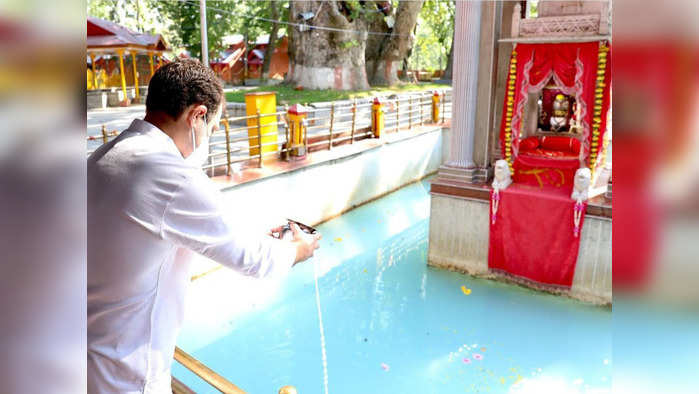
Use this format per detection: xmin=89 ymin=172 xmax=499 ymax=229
xmin=385 ymin=0 xmax=423 ymax=58
xmin=327 ymin=0 xmax=351 ymax=28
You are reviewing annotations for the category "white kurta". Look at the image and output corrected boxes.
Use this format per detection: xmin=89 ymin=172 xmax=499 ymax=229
xmin=87 ymin=119 xmax=295 ymax=393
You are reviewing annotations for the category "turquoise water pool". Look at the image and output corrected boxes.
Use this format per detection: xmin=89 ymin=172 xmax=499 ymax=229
xmin=173 ymin=178 xmax=611 ymax=393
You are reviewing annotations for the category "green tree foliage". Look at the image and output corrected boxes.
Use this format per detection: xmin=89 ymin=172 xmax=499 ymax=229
xmin=155 ymin=0 xmax=240 ymax=60
xmin=528 ymin=0 xmax=539 ymax=18
xmin=408 ymin=0 xmax=454 ymax=71
xmin=155 ymin=1 xmax=289 ymax=61
xmin=88 ymin=0 xmax=290 ymax=60
xmin=87 ymin=0 xmax=178 ymax=47
xmin=88 ymin=0 xmax=451 ymax=76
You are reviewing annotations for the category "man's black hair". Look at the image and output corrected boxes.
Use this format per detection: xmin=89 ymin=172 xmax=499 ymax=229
xmin=145 ymin=58 xmax=223 ymax=119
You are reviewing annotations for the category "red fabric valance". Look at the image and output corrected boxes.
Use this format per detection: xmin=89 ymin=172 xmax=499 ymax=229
xmin=527 ymin=43 xmax=597 ymax=87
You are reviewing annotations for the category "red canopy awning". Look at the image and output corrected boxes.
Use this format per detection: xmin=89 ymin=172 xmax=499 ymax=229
xmin=87 ymin=17 xmax=168 ymax=52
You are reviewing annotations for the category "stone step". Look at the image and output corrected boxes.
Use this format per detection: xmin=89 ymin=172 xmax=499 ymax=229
xmin=437 ymin=166 xmax=490 ymax=184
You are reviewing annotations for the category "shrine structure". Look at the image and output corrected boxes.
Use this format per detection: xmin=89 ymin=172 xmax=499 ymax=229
xmin=428 ymin=0 xmax=612 ymax=304
xmin=87 ymin=17 xmax=169 ymax=107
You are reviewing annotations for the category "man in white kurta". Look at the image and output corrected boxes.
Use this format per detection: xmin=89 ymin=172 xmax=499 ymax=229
xmin=87 ymin=59 xmax=319 ymax=393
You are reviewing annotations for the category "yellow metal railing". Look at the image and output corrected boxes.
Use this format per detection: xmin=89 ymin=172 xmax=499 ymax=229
xmin=173 ymin=346 xmax=246 ymax=394
xmin=172 ymin=346 xmax=298 ymax=394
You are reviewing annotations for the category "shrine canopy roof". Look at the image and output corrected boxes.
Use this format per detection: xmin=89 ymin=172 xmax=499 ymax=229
xmin=87 ymin=17 xmax=168 ymax=53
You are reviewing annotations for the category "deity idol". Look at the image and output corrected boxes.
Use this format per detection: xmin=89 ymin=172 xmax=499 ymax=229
xmin=550 ymin=94 xmax=570 ymax=132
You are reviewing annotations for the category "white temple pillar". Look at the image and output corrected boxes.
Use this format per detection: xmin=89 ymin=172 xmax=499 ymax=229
xmin=439 ymin=0 xmax=483 ymax=181
xmin=447 ymin=0 xmax=481 ymax=168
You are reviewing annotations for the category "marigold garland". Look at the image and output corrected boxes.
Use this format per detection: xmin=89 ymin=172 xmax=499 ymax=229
xmin=589 ymin=43 xmax=609 ymax=172
xmin=504 ymin=49 xmax=518 ymax=173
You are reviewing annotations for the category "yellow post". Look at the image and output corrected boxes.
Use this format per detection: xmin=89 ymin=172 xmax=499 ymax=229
xmin=432 ymin=91 xmax=440 ymax=123
xmin=287 ymin=104 xmax=308 ymax=158
xmin=131 ymin=51 xmax=140 ymax=99
xmin=87 ymin=68 xmax=93 ymax=91
xmin=419 ymin=93 xmax=424 ymax=125
xmin=222 ymin=111 xmax=232 ymax=174
xmin=371 ymin=97 xmax=384 ymax=138
xmin=282 ymin=104 xmax=290 ymax=160
xmin=350 ymin=98 xmax=357 ymax=143
xmin=158 ymin=54 xmax=163 ymax=68
xmin=89 ymin=53 xmax=98 ymax=90
xmin=117 ymin=49 xmax=128 ymax=105
xmin=441 ymin=92 xmax=446 ymax=124
xmin=256 ymin=110 xmax=263 ymax=168
xmin=395 ymin=99 xmax=400 ymax=132
xmin=328 ymin=102 xmax=335 ymax=150
xmin=244 ymin=92 xmax=279 ymax=157
xmin=148 ymin=52 xmax=155 ymax=78
xmin=101 ymin=125 xmax=108 ymax=144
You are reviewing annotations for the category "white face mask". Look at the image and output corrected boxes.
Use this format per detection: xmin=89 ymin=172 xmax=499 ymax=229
xmin=186 ymin=113 xmax=209 ymax=167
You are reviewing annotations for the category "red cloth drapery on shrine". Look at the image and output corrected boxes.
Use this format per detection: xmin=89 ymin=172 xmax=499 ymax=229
xmin=488 ymin=42 xmax=611 ymax=290
xmin=488 ymin=185 xmax=587 ymax=290
xmin=513 ymin=154 xmax=580 ymax=193
xmin=498 ymin=42 xmax=612 ymax=168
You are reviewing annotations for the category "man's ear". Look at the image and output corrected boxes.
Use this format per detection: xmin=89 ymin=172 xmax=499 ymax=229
xmin=185 ymin=104 xmax=208 ymax=128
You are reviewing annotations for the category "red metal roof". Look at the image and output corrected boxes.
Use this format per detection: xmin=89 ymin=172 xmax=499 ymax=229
xmin=87 ymin=17 xmax=168 ymax=51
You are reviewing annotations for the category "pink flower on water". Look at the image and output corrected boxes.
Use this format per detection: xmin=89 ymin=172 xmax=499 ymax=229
xmin=463 ymin=358 xmax=471 ymax=364
xmin=473 ymin=353 xmax=483 ymax=360
xmin=381 ymin=363 xmax=390 ymax=371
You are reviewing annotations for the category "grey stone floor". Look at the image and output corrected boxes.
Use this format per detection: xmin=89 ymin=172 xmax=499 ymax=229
xmin=87 ymin=104 xmax=145 ymax=136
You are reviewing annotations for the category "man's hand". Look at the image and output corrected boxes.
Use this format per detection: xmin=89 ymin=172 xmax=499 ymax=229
xmin=289 ymin=222 xmax=321 ymax=265
xmin=268 ymin=225 xmax=285 ymax=239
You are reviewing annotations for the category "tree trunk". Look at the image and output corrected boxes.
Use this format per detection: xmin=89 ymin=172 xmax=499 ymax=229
xmin=286 ymin=0 xmax=369 ymax=90
xmin=443 ymin=28 xmax=454 ymax=80
xmin=242 ymin=33 xmax=248 ymax=86
xmin=261 ymin=0 xmax=280 ymax=83
xmin=365 ymin=0 xmax=423 ymax=86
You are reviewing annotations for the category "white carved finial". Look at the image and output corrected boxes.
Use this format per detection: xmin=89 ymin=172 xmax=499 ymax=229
xmin=492 ymin=159 xmax=513 ymax=191
xmin=571 ymin=167 xmax=592 ymax=202
xmin=599 ymin=0 xmax=610 ymax=35
xmin=511 ymin=3 xmax=522 ymax=38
